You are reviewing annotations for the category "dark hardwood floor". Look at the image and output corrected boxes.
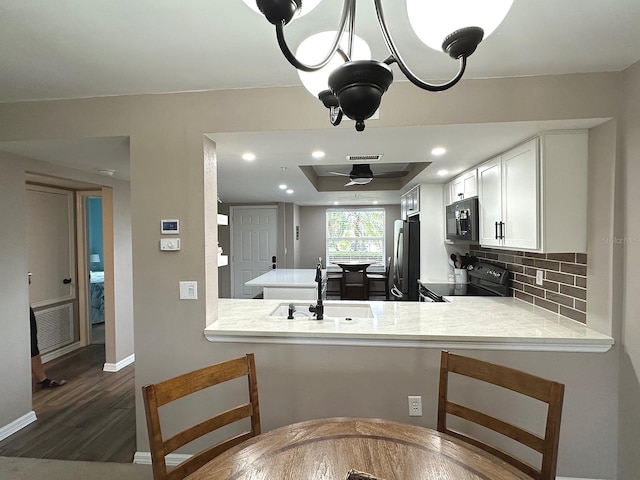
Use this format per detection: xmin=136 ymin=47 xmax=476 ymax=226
xmin=0 ymin=344 xmax=136 ymax=463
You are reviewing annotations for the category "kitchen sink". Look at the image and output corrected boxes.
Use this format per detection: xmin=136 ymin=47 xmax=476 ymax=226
xmin=269 ymin=302 xmax=374 ymax=319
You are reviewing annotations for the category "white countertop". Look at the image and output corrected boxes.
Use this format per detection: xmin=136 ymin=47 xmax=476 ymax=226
xmin=245 ymin=269 xmax=322 ymax=288
xmin=206 ymin=297 xmax=614 ymax=352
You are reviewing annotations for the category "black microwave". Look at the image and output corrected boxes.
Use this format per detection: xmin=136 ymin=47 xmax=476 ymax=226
xmin=446 ymin=197 xmax=479 ymax=242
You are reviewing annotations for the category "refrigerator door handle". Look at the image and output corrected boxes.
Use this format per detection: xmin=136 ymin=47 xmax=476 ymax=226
xmin=391 ymin=285 xmax=403 ymax=298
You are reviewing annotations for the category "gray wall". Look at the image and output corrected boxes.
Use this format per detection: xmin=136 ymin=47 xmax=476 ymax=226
xmin=0 ymin=157 xmax=31 ymax=428
xmin=0 ymin=69 xmax=634 ymax=477
xmin=298 ymin=204 xmax=401 ymax=269
xmin=618 ymin=60 xmax=640 ymax=478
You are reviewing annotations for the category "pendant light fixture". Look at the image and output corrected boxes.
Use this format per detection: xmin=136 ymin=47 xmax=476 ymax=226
xmin=243 ymin=0 xmax=513 ymax=131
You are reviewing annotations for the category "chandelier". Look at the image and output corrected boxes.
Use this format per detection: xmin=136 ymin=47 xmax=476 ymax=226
xmin=243 ymin=0 xmax=513 ymax=131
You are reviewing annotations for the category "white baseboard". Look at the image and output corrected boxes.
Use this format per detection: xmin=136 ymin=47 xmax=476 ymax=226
xmin=133 ymin=451 xmax=192 ymax=466
xmin=558 ymin=477 xmax=608 ymax=480
xmin=41 ymin=341 xmax=81 ymax=363
xmin=103 ymin=353 xmax=135 ymax=372
xmin=0 ymin=411 xmax=37 ymax=442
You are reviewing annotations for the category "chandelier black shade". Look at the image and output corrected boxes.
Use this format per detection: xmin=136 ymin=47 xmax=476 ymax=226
xmin=328 ymin=60 xmax=393 ymax=132
xmin=256 ymin=0 xmax=302 ymax=25
xmin=248 ymin=0 xmax=511 ymax=131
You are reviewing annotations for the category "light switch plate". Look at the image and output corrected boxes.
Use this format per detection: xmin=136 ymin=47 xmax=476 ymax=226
xmin=160 ymin=238 xmax=181 ymax=251
xmin=179 ymin=281 xmax=198 ymax=300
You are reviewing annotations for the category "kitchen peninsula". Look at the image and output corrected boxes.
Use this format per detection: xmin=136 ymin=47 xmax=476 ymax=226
xmin=206 ymin=297 xmax=613 ymax=352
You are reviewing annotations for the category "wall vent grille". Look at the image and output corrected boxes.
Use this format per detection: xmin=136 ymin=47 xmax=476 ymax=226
xmin=346 ymin=154 xmax=383 ymax=162
xmin=35 ymin=303 xmax=74 ymax=353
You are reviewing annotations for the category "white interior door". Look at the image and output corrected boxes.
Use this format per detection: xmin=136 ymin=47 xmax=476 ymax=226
xmin=26 ymin=185 xmax=77 ymax=355
xmin=231 ymin=206 xmax=278 ymax=298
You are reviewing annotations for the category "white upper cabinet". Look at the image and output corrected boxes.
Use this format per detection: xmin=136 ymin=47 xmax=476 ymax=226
xmin=477 ymin=131 xmax=588 ymax=253
xmin=477 ymin=156 xmax=504 ymax=247
xmin=401 ymin=185 xmax=420 ymax=219
xmin=447 ymin=169 xmax=477 ymax=205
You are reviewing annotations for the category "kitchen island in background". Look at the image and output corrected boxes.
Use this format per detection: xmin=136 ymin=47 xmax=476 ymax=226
xmin=245 ymin=269 xmax=324 ymax=300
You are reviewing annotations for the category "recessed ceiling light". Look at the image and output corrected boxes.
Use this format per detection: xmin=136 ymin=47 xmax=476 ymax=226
xmin=97 ymin=169 xmax=115 ymax=176
xmin=279 ymin=184 xmax=287 ymax=190
xmin=286 ymin=189 xmax=294 ymax=194
xmin=372 ymin=200 xmax=379 ymax=205
xmin=431 ymin=147 xmax=446 ymax=156
xmin=437 ymin=169 xmax=449 ymax=176
xmin=242 ymin=152 xmax=256 ymax=161
xmin=312 ymin=150 xmax=325 ymax=159
xmin=334 ymin=201 xmax=339 ymax=205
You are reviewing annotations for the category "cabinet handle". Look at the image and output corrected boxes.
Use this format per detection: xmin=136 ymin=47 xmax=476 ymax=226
xmin=499 ymin=221 xmax=505 ymax=239
xmin=495 ymin=222 xmax=499 ymax=240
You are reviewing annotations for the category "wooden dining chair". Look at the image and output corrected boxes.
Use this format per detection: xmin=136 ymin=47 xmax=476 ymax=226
xmin=366 ymin=256 xmax=391 ymax=300
xmin=142 ymin=353 xmax=261 ymax=480
xmin=437 ymin=351 xmax=564 ymax=480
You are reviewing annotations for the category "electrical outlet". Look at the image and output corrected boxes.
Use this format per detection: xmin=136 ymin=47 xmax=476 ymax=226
xmin=408 ymin=395 xmax=422 ymax=417
xmin=536 ymin=270 xmax=544 ymax=286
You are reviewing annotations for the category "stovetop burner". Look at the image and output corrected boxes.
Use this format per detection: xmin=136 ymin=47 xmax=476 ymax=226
xmin=418 ymin=262 xmax=511 ymax=302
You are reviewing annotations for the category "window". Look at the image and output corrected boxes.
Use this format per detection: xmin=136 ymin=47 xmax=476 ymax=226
xmin=326 ymin=208 xmax=385 ymax=266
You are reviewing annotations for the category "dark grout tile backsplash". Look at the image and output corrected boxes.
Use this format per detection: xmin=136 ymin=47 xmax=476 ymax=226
xmin=469 ymin=246 xmax=587 ymax=324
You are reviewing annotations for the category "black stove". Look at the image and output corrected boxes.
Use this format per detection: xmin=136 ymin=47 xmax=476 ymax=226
xmin=418 ymin=262 xmax=510 ymax=302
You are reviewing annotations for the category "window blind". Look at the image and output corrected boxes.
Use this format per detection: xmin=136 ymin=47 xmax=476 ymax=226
xmin=326 ymin=208 xmax=385 ymax=266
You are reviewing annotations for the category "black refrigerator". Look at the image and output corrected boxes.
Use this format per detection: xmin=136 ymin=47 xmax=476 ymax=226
xmin=391 ymin=219 xmax=420 ymax=301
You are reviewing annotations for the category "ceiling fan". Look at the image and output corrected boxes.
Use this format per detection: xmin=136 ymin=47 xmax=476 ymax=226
xmin=329 ymin=164 xmax=409 ymax=186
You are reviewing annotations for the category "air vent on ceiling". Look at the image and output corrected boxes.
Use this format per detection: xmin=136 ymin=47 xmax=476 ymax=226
xmin=346 ymin=154 xmax=383 ymax=162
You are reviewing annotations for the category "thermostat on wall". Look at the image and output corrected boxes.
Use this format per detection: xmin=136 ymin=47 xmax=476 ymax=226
xmin=161 ymin=219 xmax=180 ymax=234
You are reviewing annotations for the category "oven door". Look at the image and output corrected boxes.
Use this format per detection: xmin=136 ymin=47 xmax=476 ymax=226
xmin=418 ymin=286 xmax=445 ymax=302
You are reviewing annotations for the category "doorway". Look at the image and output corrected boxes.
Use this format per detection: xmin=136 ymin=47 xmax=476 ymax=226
xmin=85 ymin=195 xmax=105 ymax=345
xmin=25 ymin=184 xmax=78 ymax=361
xmin=230 ymin=206 xmax=278 ymax=298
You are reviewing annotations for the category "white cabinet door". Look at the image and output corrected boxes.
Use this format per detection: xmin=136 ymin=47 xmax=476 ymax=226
xmin=477 ymin=157 xmax=502 ymax=246
xmin=451 ymin=178 xmax=465 ymax=203
xmin=462 ymin=170 xmax=477 ymax=198
xmin=401 ymin=185 xmax=420 ymax=218
xmin=502 ymin=138 xmax=539 ymax=249
xmin=447 ymin=169 xmax=477 ymax=204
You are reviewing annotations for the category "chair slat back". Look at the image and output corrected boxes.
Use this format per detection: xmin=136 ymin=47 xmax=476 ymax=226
xmin=437 ymin=351 xmax=564 ymax=480
xmin=142 ymin=353 xmax=261 ymax=480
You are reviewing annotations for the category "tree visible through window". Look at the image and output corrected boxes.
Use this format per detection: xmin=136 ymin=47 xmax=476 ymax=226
xmin=326 ymin=208 xmax=385 ymax=265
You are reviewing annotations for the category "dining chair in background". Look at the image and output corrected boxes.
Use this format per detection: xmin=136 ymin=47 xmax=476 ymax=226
xmin=366 ymin=256 xmax=391 ymax=300
xmin=326 ymin=269 xmax=343 ymax=298
xmin=437 ymin=350 xmax=565 ymax=480
xmin=340 ymin=265 xmax=369 ymax=300
xmin=142 ymin=353 xmax=261 ymax=480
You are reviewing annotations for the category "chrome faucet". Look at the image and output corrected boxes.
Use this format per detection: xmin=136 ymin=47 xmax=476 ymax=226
xmin=309 ymin=259 xmax=324 ymax=320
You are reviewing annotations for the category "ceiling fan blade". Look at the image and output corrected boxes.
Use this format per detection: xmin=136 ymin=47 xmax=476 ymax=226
xmin=375 ymin=170 xmax=409 ymax=178
xmin=344 ymin=180 xmax=357 ymax=187
xmin=329 ymin=171 xmax=351 ymax=177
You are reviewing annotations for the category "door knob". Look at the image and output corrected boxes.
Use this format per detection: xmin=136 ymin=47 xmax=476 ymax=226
xmin=63 ymin=278 xmax=72 ymax=284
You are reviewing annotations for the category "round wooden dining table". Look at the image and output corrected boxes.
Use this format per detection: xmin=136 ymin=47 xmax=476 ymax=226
xmin=184 ymin=417 xmax=531 ymax=480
